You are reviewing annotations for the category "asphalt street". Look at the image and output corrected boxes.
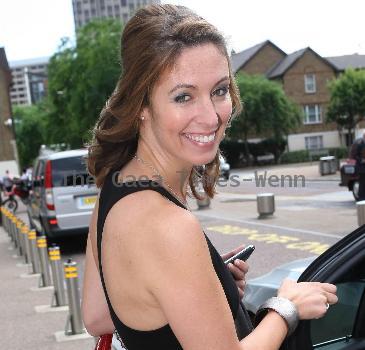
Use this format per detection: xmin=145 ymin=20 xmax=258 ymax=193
xmin=0 ymin=161 xmax=358 ymax=349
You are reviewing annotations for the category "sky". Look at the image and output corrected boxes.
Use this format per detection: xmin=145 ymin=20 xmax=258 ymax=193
xmin=1 ymin=0 xmax=365 ymax=64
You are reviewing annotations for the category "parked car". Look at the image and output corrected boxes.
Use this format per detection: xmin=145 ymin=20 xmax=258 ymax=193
xmin=27 ymin=149 xmax=98 ymax=239
xmin=219 ymin=154 xmax=230 ymax=180
xmin=339 ymin=158 xmax=359 ymax=200
xmin=243 ymin=225 xmax=365 ymax=349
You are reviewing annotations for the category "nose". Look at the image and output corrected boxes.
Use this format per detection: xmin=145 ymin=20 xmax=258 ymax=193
xmin=195 ymin=96 xmax=219 ymax=129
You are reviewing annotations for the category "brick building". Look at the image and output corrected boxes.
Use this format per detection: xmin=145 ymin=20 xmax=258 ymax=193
xmin=231 ymin=41 xmax=365 ymax=151
xmin=0 ymin=48 xmax=19 ymax=175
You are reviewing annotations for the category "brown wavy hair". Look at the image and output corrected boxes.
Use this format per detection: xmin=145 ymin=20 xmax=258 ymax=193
xmin=87 ymin=4 xmax=242 ymax=198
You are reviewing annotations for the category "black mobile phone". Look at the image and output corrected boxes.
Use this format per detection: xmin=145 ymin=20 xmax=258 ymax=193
xmin=224 ymin=245 xmax=255 ymax=265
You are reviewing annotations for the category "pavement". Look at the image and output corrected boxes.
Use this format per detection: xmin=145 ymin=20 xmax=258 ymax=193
xmin=0 ymin=215 xmax=95 ymax=350
xmin=0 ymin=160 xmax=354 ymax=349
xmin=232 ymin=160 xmax=342 ymax=182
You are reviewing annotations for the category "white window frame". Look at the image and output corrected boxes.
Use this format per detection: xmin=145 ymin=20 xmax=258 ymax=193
xmin=304 ymin=73 xmax=316 ymax=93
xmin=305 ymin=135 xmax=323 ymax=150
xmin=303 ymin=104 xmax=322 ymax=124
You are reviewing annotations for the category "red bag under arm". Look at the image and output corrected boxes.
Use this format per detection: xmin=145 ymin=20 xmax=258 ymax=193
xmin=95 ymin=334 xmax=113 ymax=350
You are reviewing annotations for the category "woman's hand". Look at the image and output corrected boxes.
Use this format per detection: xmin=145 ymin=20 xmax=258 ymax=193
xmin=221 ymin=245 xmax=249 ymax=299
xmin=278 ymin=279 xmax=338 ymax=320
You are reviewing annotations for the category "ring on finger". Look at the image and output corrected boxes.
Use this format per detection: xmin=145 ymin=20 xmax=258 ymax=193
xmin=326 ymin=303 xmax=330 ymax=310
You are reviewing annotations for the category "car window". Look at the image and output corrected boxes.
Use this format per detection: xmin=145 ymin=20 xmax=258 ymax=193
xmin=33 ymin=160 xmax=45 ymax=186
xmin=51 ymin=156 xmax=94 ymax=187
xmin=311 ymin=281 xmax=365 ymax=349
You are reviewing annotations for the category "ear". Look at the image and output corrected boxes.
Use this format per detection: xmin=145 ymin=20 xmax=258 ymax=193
xmin=140 ymin=105 xmax=152 ymax=121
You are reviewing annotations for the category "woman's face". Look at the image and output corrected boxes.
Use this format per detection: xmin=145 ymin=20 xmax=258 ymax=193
xmin=141 ymin=43 xmax=232 ymax=167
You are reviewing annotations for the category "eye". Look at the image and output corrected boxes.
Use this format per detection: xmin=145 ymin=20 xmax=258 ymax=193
xmin=213 ymin=86 xmax=229 ymax=97
xmin=174 ymin=94 xmax=191 ymax=103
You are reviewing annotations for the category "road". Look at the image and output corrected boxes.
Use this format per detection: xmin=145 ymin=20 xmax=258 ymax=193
xmin=16 ymin=164 xmax=356 ymax=281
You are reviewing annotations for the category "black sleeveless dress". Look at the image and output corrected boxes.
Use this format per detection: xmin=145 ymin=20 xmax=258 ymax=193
xmin=97 ymin=171 xmax=252 ymax=349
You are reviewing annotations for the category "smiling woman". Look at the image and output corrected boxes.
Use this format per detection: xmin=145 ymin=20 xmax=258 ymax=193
xmin=82 ymin=4 xmax=338 ymax=350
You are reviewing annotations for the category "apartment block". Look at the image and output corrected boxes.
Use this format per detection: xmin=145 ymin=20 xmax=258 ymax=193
xmin=0 ymin=48 xmax=19 ymax=174
xmin=9 ymin=57 xmax=49 ymax=106
xmin=72 ymin=0 xmax=161 ymax=29
xmin=231 ymin=41 xmax=365 ymax=151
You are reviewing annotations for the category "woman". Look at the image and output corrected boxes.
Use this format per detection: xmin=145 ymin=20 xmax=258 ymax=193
xmin=83 ymin=4 xmax=337 ymax=349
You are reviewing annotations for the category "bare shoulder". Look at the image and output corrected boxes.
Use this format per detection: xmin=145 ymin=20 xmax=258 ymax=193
xmin=105 ymin=187 xmax=207 ymax=272
xmin=106 ymin=188 xmax=201 ymax=241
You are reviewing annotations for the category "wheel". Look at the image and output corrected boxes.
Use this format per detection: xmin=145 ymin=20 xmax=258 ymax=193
xmin=3 ymin=198 xmax=18 ymax=213
xmin=352 ymin=181 xmax=359 ymax=201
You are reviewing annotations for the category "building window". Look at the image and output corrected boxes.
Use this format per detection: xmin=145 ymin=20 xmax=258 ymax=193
xmin=304 ymin=73 xmax=316 ymax=93
xmin=305 ymin=135 xmax=323 ymax=150
xmin=121 ymin=0 xmax=127 ymax=6
xmin=303 ymin=104 xmax=322 ymax=124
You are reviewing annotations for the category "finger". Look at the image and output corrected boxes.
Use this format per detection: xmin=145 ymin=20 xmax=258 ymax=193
xmin=233 ymin=244 xmax=246 ymax=255
xmin=321 ymin=283 xmax=337 ymax=294
xmin=222 ymin=245 xmax=246 ymax=260
xmin=324 ymin=291 xmax=338 ymax=305
xmin=236 ymin=280 xmax=245 ymax=291
xmin=234 ymin=259 xmax=249 ymax=273
xmin=228 ymin=263 xmax=245 ymax=280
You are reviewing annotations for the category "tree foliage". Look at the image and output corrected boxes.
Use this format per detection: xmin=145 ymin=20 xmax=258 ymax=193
xmin=230 ymin=73 xmax=302 ymax=162
xmin=327 ymin=69 xmax=365 ymax=145
xmin=46 ymin=19 xmax=122 ymax=147
xmin=13 ymin=104 xmax=47 ymax=168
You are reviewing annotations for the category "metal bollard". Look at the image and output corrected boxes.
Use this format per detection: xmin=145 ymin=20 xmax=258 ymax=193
xmin=37 ymin=235 xmax=52 ymax=287
xmin=16 ymin=220 xmax=25 ymax=257
xmin=5 ymin=210 xmax=11 ymax=234
xmin=64 ymin=259 xmax=84 ymax=335
xmin=10 ymin=216 xmax=18 ymax=246
xmin=21 ymin=225 xmax=31 ymax=264
xmin=257 ymin=193 xmax=275 ymax=218
xmin=0 ymin=206 xmax=4 ymax=227
xmin=49 ymin=245 xmax=67 ymax=307
xmin=2 ymin=208 xmax=9 ymax=234
xmin=28 ymin=229 xmax=41 ymax=274
xmin=357 ymin=200 xmax=365 ymax=226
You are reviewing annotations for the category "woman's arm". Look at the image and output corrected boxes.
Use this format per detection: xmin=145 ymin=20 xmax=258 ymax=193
xmin=132 ymin=201 xmax=337 ymax=350
xmin=81 ymin=202 xmax=115 ymax=336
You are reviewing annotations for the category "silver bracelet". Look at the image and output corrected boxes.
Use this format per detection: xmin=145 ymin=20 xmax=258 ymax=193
xmin=254 ymin=296 xmax=299 ymax=336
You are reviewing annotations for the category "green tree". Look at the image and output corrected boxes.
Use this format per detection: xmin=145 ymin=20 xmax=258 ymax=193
xmin=327 ymin=69 xmax=365 ymax=146
xmin=13 ymin=104 xmax=47 ymax=168
xmin=230 ymin=73 xmax=301 ymax=163
xmin=47 ymin=19 xmax=122 ymax=147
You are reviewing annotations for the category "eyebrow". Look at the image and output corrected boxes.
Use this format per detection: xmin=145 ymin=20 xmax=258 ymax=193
xmin=168 ymin=76 xmax=230 ymax=95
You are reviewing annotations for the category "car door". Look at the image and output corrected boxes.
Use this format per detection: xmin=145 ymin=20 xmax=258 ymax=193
xmin=29 ymin=159 xmax=46 ymax=232
xmin=281 ymin=225 xmax=365 ymax=350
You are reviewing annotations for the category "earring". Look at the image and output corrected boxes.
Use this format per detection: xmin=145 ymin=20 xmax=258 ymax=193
xmin=140 ymin=116 xmax=145 ymax=121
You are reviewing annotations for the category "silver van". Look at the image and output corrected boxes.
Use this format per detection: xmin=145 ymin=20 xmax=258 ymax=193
xmin=27 ymin=149 xmax=98 ymax=239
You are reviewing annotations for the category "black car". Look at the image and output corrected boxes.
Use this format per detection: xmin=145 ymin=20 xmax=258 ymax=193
xmin=244 ymin=225 xmax=365 ymax=350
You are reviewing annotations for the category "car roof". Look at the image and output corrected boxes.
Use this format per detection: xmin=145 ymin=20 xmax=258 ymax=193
xmin=38 ymin=149 xmax=88 ymax=161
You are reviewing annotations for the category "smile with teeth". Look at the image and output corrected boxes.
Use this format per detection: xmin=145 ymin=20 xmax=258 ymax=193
xmin=184 ymin=132 xmax=216 ymax=143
